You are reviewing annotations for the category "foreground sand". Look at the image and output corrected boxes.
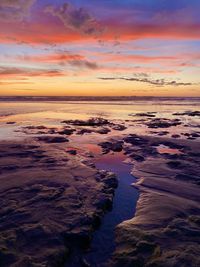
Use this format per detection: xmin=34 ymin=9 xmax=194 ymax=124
xmin=111 ymin=136 xmax=200 ymax=267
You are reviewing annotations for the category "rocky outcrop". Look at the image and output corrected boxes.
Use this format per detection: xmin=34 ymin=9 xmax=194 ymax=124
xmin=111 ymin=136 xmax=200 ymax=267
xmin=0 ymin=139 xmax=118 ymax=267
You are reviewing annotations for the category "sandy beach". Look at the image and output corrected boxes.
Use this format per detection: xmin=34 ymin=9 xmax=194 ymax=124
xmin=0 ymin=99 xmax=199 ymax=267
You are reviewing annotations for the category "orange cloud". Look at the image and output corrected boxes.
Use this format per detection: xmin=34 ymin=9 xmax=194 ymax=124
xmin=1 ymin=18 xmax=200 ymax=45
xmin=16 ymin=53 xmax=84 ymax=63
xmin=101 ymin=53 xmax=177 ymax=63
xmin=0 ymin=67 xmax=65 ymax=78
xmin=14 ymin=53 xmax=99 ymax=69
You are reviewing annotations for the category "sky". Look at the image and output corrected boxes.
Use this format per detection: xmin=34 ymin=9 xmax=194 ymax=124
xmin=0 ymin=0 xmax=200 ymax=97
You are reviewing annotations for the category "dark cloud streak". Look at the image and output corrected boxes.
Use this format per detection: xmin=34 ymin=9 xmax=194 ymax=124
xmin=69 ymin=60 xmax=98 ymax=69
xmin=99 ymin=76 xmax=193 ymax=87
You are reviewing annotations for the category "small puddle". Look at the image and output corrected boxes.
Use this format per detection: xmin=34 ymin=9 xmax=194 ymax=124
xmin=83 ymin=145 xmax=139 ymax=266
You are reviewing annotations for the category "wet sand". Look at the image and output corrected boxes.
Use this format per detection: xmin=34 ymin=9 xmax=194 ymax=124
xmin=112 ymin=136 xmax=200 ymax=267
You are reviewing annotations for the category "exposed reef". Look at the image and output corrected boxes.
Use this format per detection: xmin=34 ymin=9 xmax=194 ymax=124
xmin=20 ymin=117 xmax=126 ymax=138
xmin=0 ymin=139 xmax=118 ymax=267
xmin=146 ymin=118 xmax=182 ymax=128
xmin=129 ymin=112 xmax=157 ymax=118
xmin=111 ymin=135 xmax=200 ymax=267
xmin=173 ymin=111 xmax=200 ymax=117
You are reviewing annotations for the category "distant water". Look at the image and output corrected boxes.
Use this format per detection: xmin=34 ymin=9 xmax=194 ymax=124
xmin=0 ymin=96 xmax=200 ymax=103
xmin=0 ymin=98 xmax=199 ymax=140
xmin=0 ymin=98 xmax=200 ymax=119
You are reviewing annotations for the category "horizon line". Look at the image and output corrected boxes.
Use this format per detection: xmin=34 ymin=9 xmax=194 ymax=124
xmin=0 ymin=95 xmax=200 ymax=100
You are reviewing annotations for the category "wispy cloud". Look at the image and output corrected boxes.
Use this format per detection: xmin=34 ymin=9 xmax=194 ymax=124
xmin=102 ymin=53 xmax=177 ymax=63
xmin=0 ymin=81 xmax=34 ymax=85
xmin=99 ymin=76 xmax=193 ymax=87
xmin=14 ymin=53 xmax=99 ymax=69
xmin=0 ymin=0 xmax=36 ymax=22
xmin=69 ymin=60 xmax=98 ymax=69
xmin=45 ymin=2 xmax=104 ymax=36
xmin=0 ymin=67 xmax=64 ymax=77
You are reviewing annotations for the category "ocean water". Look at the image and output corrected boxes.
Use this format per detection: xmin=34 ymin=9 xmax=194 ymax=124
xmin=0 ymin=98 xmax=199 ymax=140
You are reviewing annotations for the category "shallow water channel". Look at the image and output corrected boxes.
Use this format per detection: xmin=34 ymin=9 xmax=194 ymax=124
xmin=84 ymin=147 xmax=139 ymax=266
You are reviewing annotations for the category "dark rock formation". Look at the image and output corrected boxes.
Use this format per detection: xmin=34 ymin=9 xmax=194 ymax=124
xmin=99 ymin=141 xmax=123 ymax=153
xmin=37 ymin=136 xmax=69 ymax=143
xmin=173 ymin=111 xmax=200 ymax=117
xmin=146 ymin=118 xmax=182 ymax=128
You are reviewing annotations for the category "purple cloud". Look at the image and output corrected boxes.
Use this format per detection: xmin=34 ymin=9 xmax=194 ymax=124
xmin=45 ymin=2 xmax=104 ymax=36
xmin=0 ymin=0 xmax=36 ymax=21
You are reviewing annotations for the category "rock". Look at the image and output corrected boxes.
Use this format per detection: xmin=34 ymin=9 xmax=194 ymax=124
xmin=173 ymin=111 xmax=200 ymax=117
xmin=46 ymin=247 xmax=69 ymax=267
xmin=94 ymin=195 xmax=113 ymax=211
xmin=61 ymin=117 xmax=109 ymax=126
xmin=112 ymin=133 xmax=200 ymax=267
xmin=67 ymin=150 xmax=77 ymax=155
xmin=0 ymin=139 xmax=121 ymax=265
xmin=6 ymin=121 xmax=16 ymax=125
xmin=111 ymin=124 xmax=127 ymax=131
xmin=146 ymin=118 xmax=182 ymax=128
xmin=58 ymin=128 xmax=75 ymax=135
xmin=134 ymin=112 xmax=156 ymax=118
xmin=159 ymin=141 xmax=184 ymax=149
xmin=129 ymin=154 xmax=145 ymax=162
xmin=167 ymin=161 xmax=182 ymax=169
xmin=98 ymin=141 xmax=112 ymax=151
xmin=103 ymin=172 xmax=118 ymax=188
xmin=25 ymin=125 xmax=47 ymax=130
xmin=77 ymin=129 xmax=93 ymax=135
xmin=157 ymin=131 xmax=169 ymax=136
xmin=99 ymin=141 xmax=123 ymax=153
xmin=124 ymin=135 xmax=148 ymax=146
xmin=182 ymin=132 xmax=200 ymax=139
xmin=129 ymin=112 xmax=156 ymax=118
xmin=91 ymin=213 xmax=102 ymax=229
xmin=0 ymin=250 xmax=17 ymax=266
xmin=172 ymin=134 xmax=180 ymax=138
xmin=37 ymin=136 xmax=68 ymax=143
xmin=149 ymin=131 xmax=169 ymax=136
xmin=112 ymin=142 xmax=123 ymax=152
xmin=97 ymin=127 xmax=111 ymax=134
xmin=136 ymin=241 xmax=156 ymax=253
xmin=191 ymin=133 xmax=200 ymax=138
xmin=64 ymin=231 xmax=91 ymax=249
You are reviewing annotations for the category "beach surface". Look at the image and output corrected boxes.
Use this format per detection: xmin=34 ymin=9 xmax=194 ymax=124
xmin=0 ymin=98 xmax=199 ymax=267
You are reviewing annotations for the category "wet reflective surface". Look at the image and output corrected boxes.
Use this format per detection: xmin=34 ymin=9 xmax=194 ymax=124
xmin=84 ymin=148 xmax=139 ymax=267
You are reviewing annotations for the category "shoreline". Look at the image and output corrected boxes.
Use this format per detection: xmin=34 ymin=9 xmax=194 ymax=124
xmin=0 ymin=96 xmax=200 ymax=103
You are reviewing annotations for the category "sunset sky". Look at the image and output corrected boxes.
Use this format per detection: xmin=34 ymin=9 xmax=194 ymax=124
xmin=0 ymin=0 xmax=200 ymax=96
